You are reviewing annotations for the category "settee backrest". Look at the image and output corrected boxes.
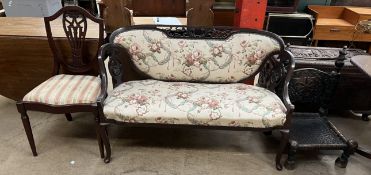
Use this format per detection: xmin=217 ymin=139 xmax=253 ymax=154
xmin=110 ymin=26 xmax=285 ymax=83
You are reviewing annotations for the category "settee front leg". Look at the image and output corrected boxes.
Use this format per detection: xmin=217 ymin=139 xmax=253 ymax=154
xmin=94 ymin=112 xmax=104 ymax=159
xmin=276 ymin=129 xmax=289 ymax=170
xmin=100 ymin=123 xmax=111 ymax=163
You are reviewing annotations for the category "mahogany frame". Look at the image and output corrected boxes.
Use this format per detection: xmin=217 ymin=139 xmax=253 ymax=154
xmin=96 ymin=25 xmax=295 ymax=170
xmin=16 ymin=6 xmax=106 ymax=159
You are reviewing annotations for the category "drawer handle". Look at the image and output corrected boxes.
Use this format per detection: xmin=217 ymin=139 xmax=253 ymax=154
xmin=330 ymin=28 xmax=341 ymax=32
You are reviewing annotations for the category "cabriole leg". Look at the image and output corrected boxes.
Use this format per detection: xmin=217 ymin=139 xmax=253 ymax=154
xmin=94 ymin=112 xmax=104 ymax=158
xmin=100 ymin=124 xmax=111 ymax=163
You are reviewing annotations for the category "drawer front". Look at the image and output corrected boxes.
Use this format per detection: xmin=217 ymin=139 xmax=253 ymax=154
xmin=313 ymin=26 xmax=355 ymax=41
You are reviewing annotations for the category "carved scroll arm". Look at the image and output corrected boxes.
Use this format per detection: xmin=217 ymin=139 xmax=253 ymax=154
xmin=96 ymin=43 xmax=110 ymax=105
xmin=281 ymin=50 xmax=295 ymax=114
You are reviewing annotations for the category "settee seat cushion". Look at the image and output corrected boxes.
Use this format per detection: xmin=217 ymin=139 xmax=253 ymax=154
xmin=23 ymin=74 xmax=101 ymax=106
xmin=103 ymin=80 xmax=287 ymax=128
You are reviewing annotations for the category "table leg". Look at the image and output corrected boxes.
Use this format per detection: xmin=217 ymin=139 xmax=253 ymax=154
xmin=314 ymin=40 xmax=318 ymax=46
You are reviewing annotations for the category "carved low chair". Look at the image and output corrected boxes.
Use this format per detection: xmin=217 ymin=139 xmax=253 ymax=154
xmin=96 ymin=25 xmax=295 ymax=170
xmin=284 ymin=48 xmax=358 ymax=169
xmin=16 ymin=6 xmax=105 ymax=158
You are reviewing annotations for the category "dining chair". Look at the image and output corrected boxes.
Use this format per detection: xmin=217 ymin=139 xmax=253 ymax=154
xmin=16 ymin=6 xmax=106 ymax=158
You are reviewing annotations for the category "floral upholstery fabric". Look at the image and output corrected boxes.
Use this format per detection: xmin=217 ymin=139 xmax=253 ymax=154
xmin=113 ymin=30 xmax=281 ymax=83
xmin=103 ymin=80 xmax=287 ymax=128
xmin=23 ymin=74 xmax=101 ymax=106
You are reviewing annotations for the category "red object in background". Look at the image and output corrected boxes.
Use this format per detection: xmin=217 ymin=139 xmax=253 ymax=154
xmin=234 ymin=0 xmax=267 ymax=29
xmin=234 ymin=0 xmax=267 ymax=85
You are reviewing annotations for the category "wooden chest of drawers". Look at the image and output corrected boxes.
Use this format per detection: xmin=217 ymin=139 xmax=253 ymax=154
xmin=309 ymin=5 xmax=371 ymax=49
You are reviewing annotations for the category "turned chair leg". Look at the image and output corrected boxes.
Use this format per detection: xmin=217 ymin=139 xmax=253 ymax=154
xmin=100 ymin=124 xmax=111 ymax=163
xmin=20 ymin=112 xmax=38 ymax=156
xmin=65 ymin=113 xmax=73 ymax=121
xmin=276 ymin=130 xmax=289 ymax=171
xmin=285 ymin=140 xmax=298 ymax=170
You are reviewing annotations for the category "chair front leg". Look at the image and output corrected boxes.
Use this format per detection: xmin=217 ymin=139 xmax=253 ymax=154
xmin=17 ymin=103 xmax=38 ymax=157
xmin=276 ymin=129 xmax=289 ymax=171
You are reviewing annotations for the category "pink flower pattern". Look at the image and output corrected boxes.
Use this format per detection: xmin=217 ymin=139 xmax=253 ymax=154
xmin=129 ymin=43 xmax=143 ymax=61
xmin=185 ymin=50 xmax=206 ymax=67
xmin=113 ymin=30 xmax=280 ymax=83
xmin=148 ymin=40 xmax=162 ymax=53
xmin=104 ymin=80 xmax=287 ymax=128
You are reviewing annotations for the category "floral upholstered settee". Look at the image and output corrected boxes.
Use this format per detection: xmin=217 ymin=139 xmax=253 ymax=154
xmin=96 ymin=25 xmax=295 ymax=170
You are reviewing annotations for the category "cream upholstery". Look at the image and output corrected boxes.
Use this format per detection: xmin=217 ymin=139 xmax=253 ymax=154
xmin=113 ymin=30 xmax=280 ymax=83
xmin=103 ymin=80 xmax=286 ymax=128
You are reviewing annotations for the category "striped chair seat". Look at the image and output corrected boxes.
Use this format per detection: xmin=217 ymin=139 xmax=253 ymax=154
xmin=23 ymin=74 xmax=101 ymax=106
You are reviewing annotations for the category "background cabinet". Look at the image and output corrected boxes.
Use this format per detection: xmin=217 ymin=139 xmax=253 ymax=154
xmin=133 ymin=0 xmax=186 ymax=17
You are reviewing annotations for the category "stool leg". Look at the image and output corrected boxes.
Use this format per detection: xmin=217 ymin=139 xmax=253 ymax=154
xmin=336 ymin=140 xmax=358 ymax=168
xmin=65 ymin=113 xmax=73 ymax=121
xmin=21 ymin=113 xmax=37 ymax=156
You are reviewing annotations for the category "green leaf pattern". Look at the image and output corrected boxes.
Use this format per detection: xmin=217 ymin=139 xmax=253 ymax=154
xmin=113 ymin=30 xmax=280 ymax=83
xmin=103 ymin=80 xmax=287 ymax=128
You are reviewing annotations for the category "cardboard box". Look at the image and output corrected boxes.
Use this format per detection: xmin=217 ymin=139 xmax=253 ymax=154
xmin=2 ymin=0 xmax=62 ymax=17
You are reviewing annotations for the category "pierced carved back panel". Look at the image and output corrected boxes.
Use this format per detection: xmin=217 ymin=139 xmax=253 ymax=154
xmin=288 ymin=68 xmax=339 ymax=112
xmin=257 ymin=55 xmax=286 ymax=92
xmin=62 ymin=11 xmax=88 ymax=67
xmin=44 ymin=6 xmax=104 ymax=75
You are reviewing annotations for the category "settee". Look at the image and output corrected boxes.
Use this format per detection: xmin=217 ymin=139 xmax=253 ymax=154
xmin=96 ymin=25 xmax=295 ymax=170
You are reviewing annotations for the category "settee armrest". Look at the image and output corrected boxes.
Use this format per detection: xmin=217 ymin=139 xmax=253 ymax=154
xmin=281 ymin=50 xmax=295 ymax=113
xmin=257 ymin=50 xmax=295 ymax=116
xmin=96 ymin=43 xmax=110 ymax=105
